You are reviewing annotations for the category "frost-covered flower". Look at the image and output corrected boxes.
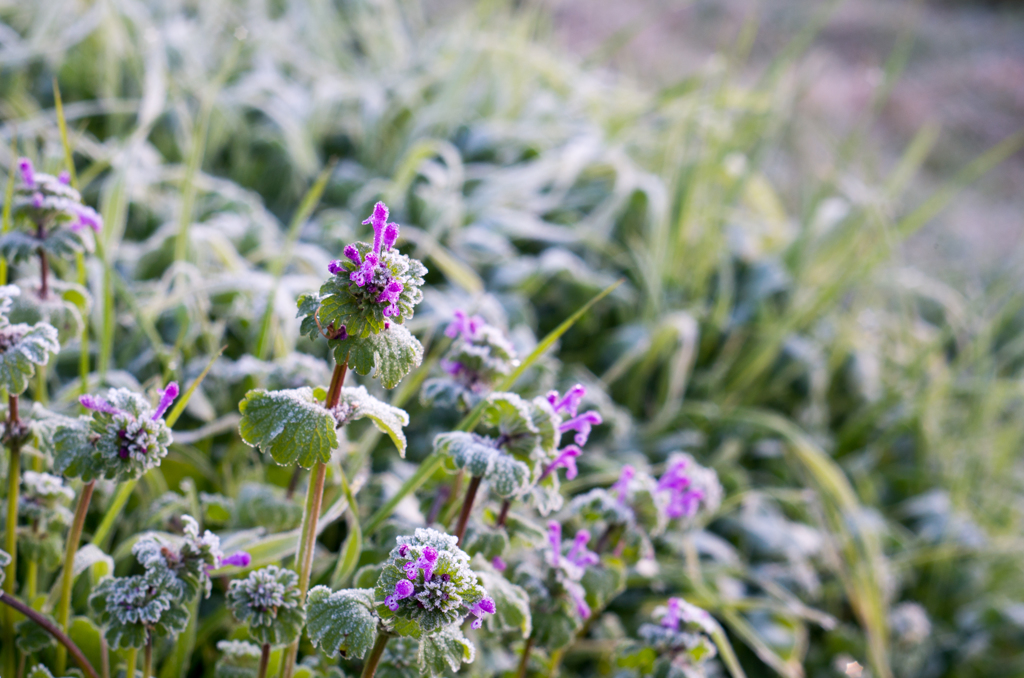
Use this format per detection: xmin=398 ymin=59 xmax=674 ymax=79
xmin=540 ymin=384 xmax=602 ymax=479
xmin=89 ymin=569 xmax=191 ymax=649
xmin=655 ymin=454 xmax=722 ymax=522
xmin=611 ymin=465 xmax=636 ymax=503
xmin=375 ymin=528 xmax=494 ymax=635
xmin=53 ymin=384 xmax=177 ymax=482
xmin=544 ymin=521 xmax=599 ymax=620
xmin=133 ymin=515 xmax=222 ymax=599
xmin=422 ymin=310 xmax=518 ymax=410
xmin=226 ymin=566 xmax=306 ymax=647
xmin=634 ymin=598 xmax=717 ymax=673
xmin=12 ymin=158 xmax=103 ymax=233
xmin=540 ymin=445 xmax=581 ymax=481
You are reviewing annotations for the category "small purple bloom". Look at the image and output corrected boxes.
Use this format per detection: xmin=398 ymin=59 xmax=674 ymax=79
xmin=32 ymin=192 xmax=44 ymax=209
xmin=58 ymin=170 xmax=71 ymax=185
xmin=398 ymin=544 xmax=410 ymax=557
xmin=79 ymin=394 xmax=121 ymax=415
xmin=382 ymin=221 xmax=400 ymax=251
xmin=468 ymin=597 xmax=496 ymax=629
xmin=540 ymin=445 xmax=582 ymax=481
xmin=547 ymin=384 xmax=585 ymax=417
xmin=661 ymin=598 xmax=682 ymax=630
xmin=18 ymin=158 xmax=34 ymax=187
xmin=611 ymin=465 xmax=635 ymax=503
xmin=441 ymin=359 xmax=465 ymax=376
xmin=350 ymin=253 xmax=378 ymax=287
xmin=405 ymin=546 xmax=438 ymax=582
xmin=547 ymin=521 xmax=562 ymax=568
xmin=152 ymin=382 xmax=179 ymax=421
xmin=567 ymin=530 xmax=599 ymax=568
xmin=221 ymin=552 xmax=252 ymax=568
xmin=395 ymin=579 xmax=415 ymax=598
xmin=665 ymin=488 xmax=705 ymax=519
xmin=377 ymin=280 xmax=404 ymax=317
xmin=73 ymin=205 xmax=103 ymax=233
xmin=362 ymin=201 xmax=390 ymax=256
xmin=344 ymin=244 xmax=361 ymax=264
xmin=445 ymin=310 xmax=485 ymax=341
xmin=491 ymin=556 xmax=506 ymax=571
xmin=328 ymin=260 xmax=345 ymax=275
xmin=559 ymin=410 xmax=602 ymax=447
xmin=565 ymin=581 xmax=590 ymax=619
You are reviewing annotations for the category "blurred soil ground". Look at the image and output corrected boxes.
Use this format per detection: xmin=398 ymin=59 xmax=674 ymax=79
xmin=542 ymin=0 xmax=1024 ymax=292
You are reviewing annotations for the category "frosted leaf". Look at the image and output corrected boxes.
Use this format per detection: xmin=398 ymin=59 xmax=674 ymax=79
xmin=27 ymin=664 xmax=63 ymax=678
xmin=18 ymin=472 xmax=75 ymax=569
xmin=337 ymin=324 xmax=424 ymax=390
xmin=133 ymin=515 xmax=222 ymax=600
xmin=305 ymin=586 xmax=377 ymax=659
xmin=0 ymin=227 xmax=91 ymax=264
xmin=473 ymin=557 xmax=532 ymax=638
xmin=417 ymin=624 xmax=475 ymax=676
xmin=235 ymin=483 xmax=302 ymax=532
xmin=7 ymin=279 xmax=89 ymax=345
xmin=53 ymin=388 xmax=174 ymax=482
xmin=238 ymin=387 xmax=337 ymax=469
xmin=216 ymin=640 xmax=263 ymax=658
xmin=89 ymin=569 xmax=191 ymax=648
xmin=226 ymin=566 xmax=306 ymax=647
xmin=435 ymin=431 xmax=531 ymax=498
xmin=215 ymin=640 xmax=262 ymax=678
xmin=0 ymin=549 xmax=9 ymax=587
xmin=0 ymin=318 xmax=59 ymax=396
xmin=334 ymin=386 xmax=410 ymax=457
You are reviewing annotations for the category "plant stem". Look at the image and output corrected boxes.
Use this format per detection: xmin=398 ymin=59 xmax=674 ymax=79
xmin=0 ymin=592 xmax=100 ymax=678
xmin=285 ymin=466 xmax=302 ymax=500
xmin=142 ymin=633 xmax=153 ymax=678
xmin=257 ymin=644 xmax=270 ymax=678
xmin=125 ymin=647 xmax=137 ymax=678
xmin=360 ymin=631 xmax=391 ymax=678
xmin=279 ymin=360 xmax=347 ymax=678
xmin=515 ymin=635 xmax=534 ymax=678
xmin=36 ymin=222 xmax=48 ymax=299
xmin=496 ymin=499 xmax=511 ymax=528
xmin=453 ymin=475 xmax=482 ymax=545
xmin=100 ymin=636 xmax=110 ymax=678
xmin=55 ymin=479 xmax=96 ymax=675
xmin=4 ymin=394 xmax=22 ymax=678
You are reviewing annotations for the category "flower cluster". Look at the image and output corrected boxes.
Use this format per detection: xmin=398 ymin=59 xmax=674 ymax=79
xmin=375 ymin=528 xmax=494 ymax=635
xmin=89 ymin=568 xmax=191 ymax=649
xmin=545 ymin=521 xmax=600 ymax=619
xmin=226 ymin=566 xmax=306 ymax=647
xmin=313 ymin=201 xmax=426 ymax=339
xmin=53 ymin=383 xmax=178 ymax=482
xmin=422 ymin=310 xmax=519 ymax=410
xmin=12 ymin=158 xmax=102 ymax=233
xmin=538 ymin=384 xmax=602 ymax=482
xmin=631 ymin=597 xmax=717 ymax=674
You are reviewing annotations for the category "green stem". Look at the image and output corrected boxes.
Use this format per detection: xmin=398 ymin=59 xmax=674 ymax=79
xmin=360 ymin=631 xmax=391 ymax=678
xmin=91 ymin=481 xmax=135 ymax=551
xmin=125 ymin=647 xmax=137 ymax=678
xmin=142 ymin=633 xmax=152 ymax=678
xmin=515 ymin=635 xmax=534 ymax=678
xmin=453 ymin=475 xmax=482 ymax=545
xmin=256 ymin=644 xmax=270 ymax=678
xmin=4 ymin=393 xmax=22 ymax=678
xmin=55 ymin=479 xmax=96 ymax=675
xmin=0 ymin=591 xmax=100 ymax=678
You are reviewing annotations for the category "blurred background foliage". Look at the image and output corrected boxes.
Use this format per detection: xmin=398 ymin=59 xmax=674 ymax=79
xmin=1 ymin=0 xmax=1023 ymax=676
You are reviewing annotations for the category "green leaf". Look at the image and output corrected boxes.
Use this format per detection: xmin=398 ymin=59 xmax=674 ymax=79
xmin=0 ymin=320 xmax=60 ymax=395
xmin=305 ymin=586 xmax=378 ymax=659
xmin=417 ymin=624 xmax=475 ymax=676
xmin=532 ymin=607 xmax=580 ymax=651
xmin=335 ymin=324 xmax=423 ymax=389
xmin=581 ymin=558 xmax=627 ymax=611
xmin=238 ymin=387 xmax=338 ymax=469
xmin=473 ymin=559 xmax=531 ymax=638
xmin=0 ymin=228 xmax=90 ymax=264
xmin=336 ymin=386 xmax=410 ymax=456
xmin=16 ymin=616 xmax=57 ymax=653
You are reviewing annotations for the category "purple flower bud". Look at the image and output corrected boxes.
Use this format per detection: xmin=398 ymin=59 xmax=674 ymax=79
xmin=377 ymin=280 xmax=403 ymax=304
xmin=362 ymin=201 xmax=390 ymax=256
xmin=70 ymin=205 xmax=103 ymax=233
xmin=540 ymin=445 xmax=581 ymax=482
xmin=445 ymin=310 xmax=485 ymax=341
xmin=383 ymin=222 xmax=399 ymax=251
xmin=547 ymin=384 xmax=586 ymax=417
xmin=559 ymin=410 xmax=602 ymax=447
xmin=566 ymin=581 xmax=590 ymax=619
xmin=385 ymin=595 xmax=399 ymax=611
xmin=221 ymin=552 xmax=252 ymax=568
xmin=657 ymin=460 xmax=690 ymax=492
xmin=58 ymin=170 xmax=71 ymax=184
xmin=568 ymin=530 xmax=599 ymax=568
xmin=611 ymin=465 xmax=635 ymax=503
xmin=328 ymin=260 xmax=345 ymax=275
xmin=152 ymin=382 xmax=179 ymax=420
xmin=398 ymin=544 xmax=410 ymax=557
xmin=394 ymin=579 xmax=415 ymax=599
xmin=491 ymin=556 xmax=506 ymax=571
xmin=79 ymin=394 xmax=121 ymax=415
xmin=468 ymin=597 xmax=496 ymax=629
xmin=350 ymin=253 xmax=378 ymax=287
xmin=18 ymin=158 xmax=34 ymax=187
xmin=665 ymin=488 xmax=705 ymax=519
xmin=344 ymin=244 xmax=361 ymax=264
xmin=547 ymin=521 xmax=562 ymax=568
xmin=441 ymin=359 xmax=465 ymax=376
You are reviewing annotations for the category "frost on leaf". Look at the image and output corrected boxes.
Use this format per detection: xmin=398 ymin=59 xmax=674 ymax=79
xmin=227 ymin=566 xmax=306 ymax=647
xmin=17 ymin=615 xmax=57 ymax=653
xmin=89 ymin=569 xmax=191 ymax=648
xmin=0 ymin=549 xmax=9 ymax=587
xmin=133 ymin=515 xmax=223 ymax=600
xmin=417 ymin=624 xmax=475 ymax=676
xmin=235 ymin=483 xmax=302 ymax=532
xmin=0 ymin=285 xmax=59 ymax=395
xmin=337 ymin=324 xmax=423 ymax=390
xmin=473 ymin=557 xmax=532 ymax=638
xmin=215 ymin=640 xmax=262 ymax=678
xmin=334 ymin=386 xmax=410 ymax=457
xmin=434 ymin=432 xmax=530 ymax=498
xmin=305 ymin=586 xmax=377 ymax=659
xmin=238 ymin=387 xmax=338 ymax=469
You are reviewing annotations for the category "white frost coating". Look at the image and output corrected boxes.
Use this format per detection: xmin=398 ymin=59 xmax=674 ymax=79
xmin=238 ymin=386 xmax=338 ymax=468
xmin=334 ymin=385 xmax=410 ymax=456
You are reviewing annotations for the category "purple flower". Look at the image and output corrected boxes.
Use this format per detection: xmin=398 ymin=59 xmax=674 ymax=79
xmin=383 ymin=221 xmax=400 ymax=251
xmin=377 ymin=280 xmax=404 ymax=317
xmin=362 ymin=201 xmax=400 ymax=257
xmin=491 ymin=556 xmax=506 ymax=571
xmin=350 ymin=252 xmax=379 ymax=287
xmin=441 ymin=359 xmax=465 ymax=376
xmin=58 ymin=170 xmax=71 ymax=185
xmin=398 ymin=544 xmax=410 ymax=557
xmin=661 ymin=598 xmax=682 ymax=630
xmin=152 ymin=382 xmax=179 ymax=421
xmin=565 ymin=581 xmax=591 ymax=619
xmin=18 ymin=158 xmax=34 ymax=187
xmin=567 ymin=530 xmax=599 ymax=568
xmin=547 ymin=521 xmax=562 ymax=568
xmin=221 ymin=552 xmax=251 ymax=568
xmin=547 ymin=384 xmax=585 ymax=417
xmin=611 ymin=465 xmax=635 ymax=503
xmin=328 ymin=260 xmax=345 ymax=275
xmin=72 ymin=205 xmax=103 ymax=233
xmin=385 ymin=578 xmax=416 ymax=611
xmin=344 ymin=244 xmax=361 ymax=264
xmin=540 ymin=445 xmax=582 ymax=481
xmin=32 ymin=192 xmax=44 ymax=209
xmin=559 ymin=410 xmax=602 ymax=447
xmin=445 ymin=310 xmax=485 ymax=341
xmin=467 ymin=597 xmax=496 ymax=629
xmin=79 ymin=394 xmax=122 ymax=415
xmin=404 ymin=545 xmax=439 ymax=582
xmin=657 ymin=460 xmax=706 ymax=519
